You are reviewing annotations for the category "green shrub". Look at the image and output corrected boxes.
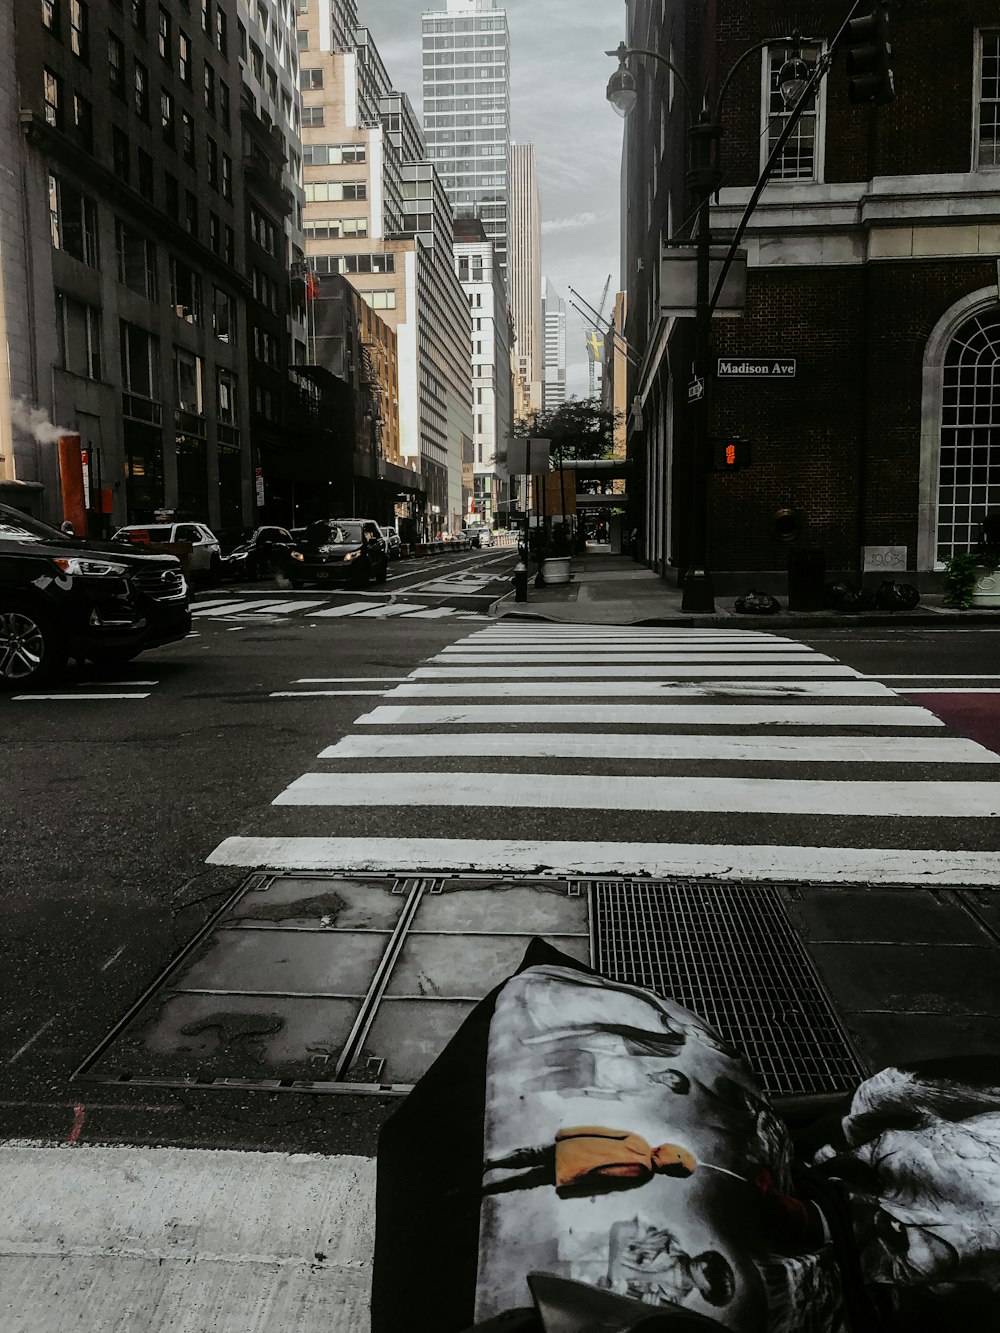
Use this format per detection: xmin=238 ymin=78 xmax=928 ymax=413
xmin=943 ymin=552 xmax=985 ymax=609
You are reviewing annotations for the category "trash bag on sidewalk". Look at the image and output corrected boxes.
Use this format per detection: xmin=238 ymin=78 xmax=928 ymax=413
xmin=372 ymin=942 xmax=1000 ymax=1333
xmin=734 ymin=591 xmax=780 ymax=615
xmin=873 ymin=581 xmax=920 ymax=611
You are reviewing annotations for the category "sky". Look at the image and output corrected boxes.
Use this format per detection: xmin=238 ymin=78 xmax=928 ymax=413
xmin=356 ymin=0 xmax=627 ymax=398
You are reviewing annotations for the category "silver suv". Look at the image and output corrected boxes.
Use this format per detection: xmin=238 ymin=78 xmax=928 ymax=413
xmin=113 ymin=522 xmax=222 ymax=581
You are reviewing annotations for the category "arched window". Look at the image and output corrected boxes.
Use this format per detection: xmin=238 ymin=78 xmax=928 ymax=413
xmin=937 ymin=310 xmax=1000 ymax=562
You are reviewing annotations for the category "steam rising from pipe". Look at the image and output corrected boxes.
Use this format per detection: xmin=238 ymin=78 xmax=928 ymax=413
xmin=10 ymin=397 xmax=68 ymax=446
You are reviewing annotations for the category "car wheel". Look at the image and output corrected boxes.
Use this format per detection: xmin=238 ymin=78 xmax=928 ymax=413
xmin=0 ymin=603 xmax=68 ymax=691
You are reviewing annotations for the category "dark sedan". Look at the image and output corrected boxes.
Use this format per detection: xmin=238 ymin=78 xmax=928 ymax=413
xmin=0 ymin=504 xmax=191 ymax=688
xmin=286 ymin=518 xmax=388 ymax=588
xmin=222 ymin=525 xmax=296 ymax=581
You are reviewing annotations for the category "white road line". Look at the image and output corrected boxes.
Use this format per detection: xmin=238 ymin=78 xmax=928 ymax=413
xmin=269 ymin=690 xmax=390 ymax=698
xmin=192 ymin=599 xmax=287 ymax=616
xmin=402 ymin=607 xmax=460 ymax=618
xmin=383 ymin=680 xmax=890 ymax=698
xmin=895 ymin=687 xmax=1000 ymax=694
xmin=12 ymin=693 xmax=151 ymax=701
xmin=101 ymin=680 xmax=158 ymax=686
xmin=5 ymin=1016 xmax=58 ymax=1065
xmin=296 ymin=677 xmax=413 ymax=684
xmin=875 ymin=674 xmax=1000 ymax=679
xmin=357 ymin=703 xmax=941 ymax=727
xmin=236 ymin=600 xmax=328 ymax=615
xmin=353 ymin=602 xmax=430 ymax=618
xmin=318 ymin=733 xmax=1000 ymax=764
xmin=412 ymin=664 xmax=853 ymax=679
xmin=275 ymin=771 xmax=1000 ymax=817
xmin=440 ymin=647 xmax=813 ymax=657
xmin=312 ymin=601 xmax=385 ymax=618
xmin=206 ymin=836 xmax=1000 ymax=886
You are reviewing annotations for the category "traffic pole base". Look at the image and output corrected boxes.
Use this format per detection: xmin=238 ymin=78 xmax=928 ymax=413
xmin=681 ymin=570 xmax=716 ymax=613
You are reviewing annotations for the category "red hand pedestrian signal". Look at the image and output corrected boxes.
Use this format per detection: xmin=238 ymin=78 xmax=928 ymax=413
xmin=725 ymin=444 xmax=736 ymax=467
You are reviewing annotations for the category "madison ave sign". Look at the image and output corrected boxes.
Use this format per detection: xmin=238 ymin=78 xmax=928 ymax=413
xmin=717 ymin=357 xmax=797 ymax=378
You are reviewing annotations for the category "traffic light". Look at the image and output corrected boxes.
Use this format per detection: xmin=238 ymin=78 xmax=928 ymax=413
xmin=713 ymin=438 xmax=751 ymax=472
xmin=843 ymin=3 xmax=895 ymax=106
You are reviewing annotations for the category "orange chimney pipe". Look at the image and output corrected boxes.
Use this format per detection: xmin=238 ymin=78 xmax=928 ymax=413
xmin=57 ymin=432 xmax=88 ymax=537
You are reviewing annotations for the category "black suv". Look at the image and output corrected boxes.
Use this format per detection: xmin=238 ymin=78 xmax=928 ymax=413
xmin=286 ymin=518 xmax=389 ymax=588
xmin=0 ymin=503 xmax=191 ymax=689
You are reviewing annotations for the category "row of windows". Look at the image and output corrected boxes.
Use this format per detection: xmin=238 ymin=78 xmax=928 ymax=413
xmin=422 ymin=82 xmax=508 ymax=97
xmin=357 ymin=290 xmax=397 ymax=311
xmin=42 ymin=0 xmax=90 ymax=59
xmin=303 ymin=181 xmax=367 ymax=202
xmin=311 ymin=253 xmax=396 ymax=275
xmin=422 ymin=17 xmax=506 ymax=32
xmin=422 ymin=35 xmax=507 ymax=50
xmin=105 ymin=27 xmax=231 ymax=130
xmin=302 ymin=142 xmax=366 ymax=165
xmin=303 ymin=217 xmax=368 ymax=239
xmin=425 ymin=98 xmax=508 ymax=113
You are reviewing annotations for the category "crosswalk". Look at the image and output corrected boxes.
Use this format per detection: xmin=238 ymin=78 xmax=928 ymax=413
xmin=192 ymin=595 xmax=485 ymax=621
xmin=208 ymin=624 xmax=1000 ymax=885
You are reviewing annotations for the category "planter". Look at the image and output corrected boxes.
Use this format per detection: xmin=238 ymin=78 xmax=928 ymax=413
xmin=540 ymin=555 xmax=572 ymax=585
xmin=971 ymin=567 xmax=1000 ymax=607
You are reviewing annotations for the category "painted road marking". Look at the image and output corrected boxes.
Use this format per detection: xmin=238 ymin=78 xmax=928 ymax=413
xmin=411 ymin=664 xmax=856 ymax=679
xmin=318 ymin=733 xmax=1000 ymax=764
xmin=12 ymin=692 xmax=152 ymax=701
xmin=206 ymin=836 xmax=1000 ymax=886
xmin=312 ymin=601 xmax=387 ymax=618
xmin=296 ymin=677 xmax=413 ymax=684
xmin=402 ymin=607 xmax=462 ymax=619
xmin=895 ymin=687 xmax=1000 ymax=694
xmin=236 ymin=600 xmax=328 ymax=615
xmin=382 ymin=680 xmax=891 ymax=698
xmin=192 ymin=599 xmax=287 ymax=616
xmin=353 ymin=602 xmax=430 ymax=618
xmin=356 ymin=703 xmax=941 ymax=727
xmin=876 ymin=674 xmax=1000 ymax=679
xmin=270 ymin=690 xmax=391 ymax=698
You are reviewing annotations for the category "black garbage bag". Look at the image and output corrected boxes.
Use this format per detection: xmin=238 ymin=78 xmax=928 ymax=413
xmin=874 ymin=581 xmax=920 ymax=611
xmin=734 ymin=590 xmax=780 ymax=615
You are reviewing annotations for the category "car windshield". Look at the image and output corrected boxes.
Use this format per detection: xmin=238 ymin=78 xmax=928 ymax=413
xmin=0 ymin=506 xmax=65 ymax=542
xmin=308 ymin=521 xmax=363 ymax=546
xmin=115 ymin=526 xmax=174 ymax=544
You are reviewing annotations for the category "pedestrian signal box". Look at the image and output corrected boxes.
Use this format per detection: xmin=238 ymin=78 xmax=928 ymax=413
xmin=713 ymin=438 xmax=751 ymax=472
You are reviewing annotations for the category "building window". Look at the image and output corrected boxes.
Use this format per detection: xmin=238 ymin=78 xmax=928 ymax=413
xmin=134 ymin=60 xmax=149 ymax=121
xmin=112 ymin=127 xmax=130 ymax=182
xmin=302 ymin=218 xmax=368 ymax=240
xmin=69 ymin=0 xmax=88 ymax=60
xmin=109 ymin=32 xmax=125 ymax=99
xmin=209 ymin=211 xmax=220 ymax=254
xmin=169 ymin=255 xmax=203 ymax=324
xmin=301 ymin=104 xmax=324 ymax=127
xmin=358 ymin=290 xmax=397 ymax=310
xmin=178 ymin=29 xmax=191 ymax=85
xmin=976 ymin=31 xmax=1000 ymax=168
xmin=224 ymin=224 xmax=235 ymax=266
xmin=115 ymin=220 xmax=157 ymax=299
xmin=157 ymin=6 xmax=171 ymax=60
xmin=937 ymin=310 xmax=1000 ymax=562
xmin=120 ymin=321 xmax=159 ymax=401
xmin=174 ymin=345 xmax=204 ymax=415
xmin=56 ymin=291 xmax=102 ymax=380
xmin=43 ymin=68 xmax=62 ymax=128
xmin=252 ymin=326 xmax=277 ymax=367
xmin=763 ymin=42 xmax=822 ymax=181
xmin=300 ymin=67 xmax=323 ymax=90
xmin=161 ymin=89 xmax=175 ymax=145
xmin=221 ymin=152 xmax=232 ymax=199
xmin=48 ymin=174 xmax=99 ymax=265
xmin=217 ymin=367 xmax=237 ymax=423
xmin=250 ymin=40 xmax=263 ymax=81
xmin=219 ymin=79 xmax=230 ymax=131
xmin=184 ymin=190 xmax=198 ymax=237
xmin=131 ymin=0 xmax=145 ymax=33
xmin=215 ymin=7 xmax=227 ymax=54
xmin=181 ymin=110 xmax=195 ymax=163
xmin=200 ymin=0 xmax=210 ymax=32
xmin=212 ymin=287 xmax=233 ymax=342
xmin=206 ymin=135 xmax=219 ymax=188
xmin=302 ymin=143 xmax=366 ymax=165
xmin=42 ymin=0 xmax=60 ymax=34
xmin=73 ymin=93 xmax=93 ymax=150
xmin=137 ymin=149 xmax=154 ymax=200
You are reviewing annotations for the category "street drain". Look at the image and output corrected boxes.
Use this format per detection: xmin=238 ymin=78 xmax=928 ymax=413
xmin=589 ymin=878 xmax=867 ymax=1096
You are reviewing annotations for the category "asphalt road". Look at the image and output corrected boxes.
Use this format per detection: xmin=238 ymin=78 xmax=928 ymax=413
xmin=2 ymin=608 xmax=998 ymax=1153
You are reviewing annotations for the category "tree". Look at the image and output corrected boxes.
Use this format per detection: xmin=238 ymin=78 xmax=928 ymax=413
xmin=516 ymin=395 xmax=621 ymax=461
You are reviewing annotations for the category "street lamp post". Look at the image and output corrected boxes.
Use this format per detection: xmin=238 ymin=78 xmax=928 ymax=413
xmin=606 ymin=34 xmax=832 ymax=612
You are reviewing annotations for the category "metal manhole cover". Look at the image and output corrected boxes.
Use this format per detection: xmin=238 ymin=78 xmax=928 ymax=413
xmin=590 ymin=878 xmax=867 ymax=1096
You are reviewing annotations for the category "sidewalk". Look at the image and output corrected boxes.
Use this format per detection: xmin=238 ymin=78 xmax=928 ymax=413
xmin=492 ymin=547 xmax=1000 ymax=627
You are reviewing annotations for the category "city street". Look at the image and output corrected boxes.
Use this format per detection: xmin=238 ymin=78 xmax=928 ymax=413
xmin=3 ymin=565 xmax=999 ymax=1154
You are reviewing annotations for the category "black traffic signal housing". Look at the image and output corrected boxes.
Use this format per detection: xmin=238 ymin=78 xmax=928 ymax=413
xmin=843 ymin=3 xmax=895 ymax=106
xmin=713 ymin=438 xmax=751 ymax=472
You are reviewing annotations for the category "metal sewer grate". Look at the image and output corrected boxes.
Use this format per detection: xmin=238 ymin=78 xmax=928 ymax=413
xmin=590 ymin=879 xmax=866 ymax=1096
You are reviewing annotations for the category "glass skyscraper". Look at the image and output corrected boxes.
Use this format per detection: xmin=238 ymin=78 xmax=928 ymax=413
xmin=421 ymin=0 xmax=511 ymax=285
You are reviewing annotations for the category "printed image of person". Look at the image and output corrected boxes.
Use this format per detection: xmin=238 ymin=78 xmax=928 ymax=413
xmin=483 ymin=1125 xmax=697 ymax=1197
xmin=606 ymin=1216 xmax=736 ymax=1309
xmin=521 ymin=1052 xmax=691 ymax=1099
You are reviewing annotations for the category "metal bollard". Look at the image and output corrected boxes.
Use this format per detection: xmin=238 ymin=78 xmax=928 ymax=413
xmin=513 ymin=557 xmax=529 ymax=603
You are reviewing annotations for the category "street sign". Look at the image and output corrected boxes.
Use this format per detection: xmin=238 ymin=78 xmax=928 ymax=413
xmin=717 ymin=358 xmax=797 ymax=378
xmin=688 ymin=376 xmax=705 ymax=402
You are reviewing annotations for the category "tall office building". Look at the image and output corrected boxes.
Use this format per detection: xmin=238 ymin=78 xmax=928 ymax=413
xmin=509 ymin=143 xmax=542 ymax=413
xmin=542 ymin=277 xmax=567 ymax=412
xmin=421 ymin=0 xmax=511 ymax=283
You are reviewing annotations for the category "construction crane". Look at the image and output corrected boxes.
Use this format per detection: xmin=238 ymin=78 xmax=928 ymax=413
xmin=576 ymin=275 xmax=612 ymax=395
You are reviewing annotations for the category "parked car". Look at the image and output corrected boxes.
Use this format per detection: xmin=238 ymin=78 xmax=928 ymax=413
xmin=0 ymin=503 xmax=191 ymax=688
xmin=286 ymin=518 xmax=388 ymax=588
xmin=112 ymin=521 xmax=221 ymax=583
xmin=466 ymin=524 xmax=494 ymax=549
xmin=222 ymin=525 xmax=296 ymax=580
xmin=379 ymin=526 xmax=402 ymax=560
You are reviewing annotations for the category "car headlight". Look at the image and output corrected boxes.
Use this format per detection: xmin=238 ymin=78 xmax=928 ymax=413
xmin=290 ymin=550 xmax=305 ymax=562
xmin=52 ymin=557 xmax=129 ymax=577
xmin=343 ymin=550 xmax=361 ymax=562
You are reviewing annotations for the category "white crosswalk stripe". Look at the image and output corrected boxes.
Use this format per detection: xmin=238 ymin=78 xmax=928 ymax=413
xmin=207 ymin=624 xmax=1000 ymax=885
xmin=193 ymin=596 xmax=485 ymax=620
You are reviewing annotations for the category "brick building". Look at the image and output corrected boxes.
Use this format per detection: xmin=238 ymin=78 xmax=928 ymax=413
xmin=623 ymin=1 xmax=1000 ymax=585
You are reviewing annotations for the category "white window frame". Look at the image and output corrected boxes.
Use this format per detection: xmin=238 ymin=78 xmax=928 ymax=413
xmin=759 ymin=41 xmax=827 ymax=184
xmin=973 ymin=29 xmax=1000 ymax=170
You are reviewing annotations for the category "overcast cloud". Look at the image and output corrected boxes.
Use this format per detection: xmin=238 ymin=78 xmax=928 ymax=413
xmin=356 ymin=0 xmax=626 ymax=397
